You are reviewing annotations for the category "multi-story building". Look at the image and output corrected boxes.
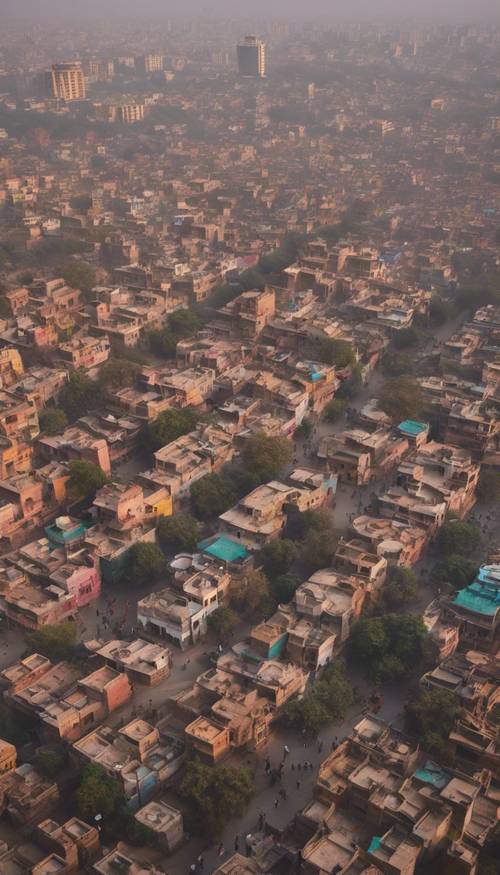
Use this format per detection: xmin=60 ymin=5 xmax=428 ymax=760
xmin=51 ymin=62 xmax=86 ymax=100
xmin=237 ymin=36 xmax=266 ymax=78
xmin=120 ymin=103 xmax=145 ymax=123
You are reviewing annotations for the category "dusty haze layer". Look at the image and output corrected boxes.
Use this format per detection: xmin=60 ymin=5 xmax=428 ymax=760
xmin=2 ymin=0 xmax=500 ymax=19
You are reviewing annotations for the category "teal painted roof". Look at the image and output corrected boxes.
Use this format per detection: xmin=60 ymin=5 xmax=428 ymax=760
xmin=398 ymin=419 xmax=428 ymax=436
xmin=453 ymin=580 xmax=500 ymax=616
xmin=200 ymin=535 xmax=249 ymax=563
xmin=368 ymin=837 xmax=382 ymax=853
xmin=414 ymin=761 xmax=450 ymax=789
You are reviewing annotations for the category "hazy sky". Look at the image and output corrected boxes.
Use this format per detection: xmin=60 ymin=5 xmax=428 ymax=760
xmin=2 ymin=0 xmax=500 ymax=20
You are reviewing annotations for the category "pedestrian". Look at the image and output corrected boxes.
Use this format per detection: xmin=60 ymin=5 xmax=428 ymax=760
xmin=197 ymin=855 xmax=204 ymax=871
xmin=217 ymin=843 xmax=225 ymax=857
xmin=283 ymin=744 xmax=290 ymax=758
xmin=246 ymin=834 xmax=252 ymax=856
xmin=190 ymin=864 xmax=196 ymax=873
xmin=265 ymin=757 xmax=271 ymax=773
xmin=296 ymin=780 xmax=301 ymax=790
xmin=274 ymin=798 xmax=279 ymax=809
xmin=234 ymin=835 xmax=239 ymax=852
xmin=258 ymin=811 xmax=265 ymax=830
xmin=298 ymin=762 xmax=302 ymax=771
xmin=279 ymin=787 xmax=287 ymax=800
xmin=318 ymin=741 xmax=323 ymax=754
xmin=291 ymin=762 xmax=295 ymax=770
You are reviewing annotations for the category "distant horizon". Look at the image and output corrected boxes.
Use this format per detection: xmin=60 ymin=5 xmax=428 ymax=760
xmin=2 ymin=0 xmax=500 ymax=22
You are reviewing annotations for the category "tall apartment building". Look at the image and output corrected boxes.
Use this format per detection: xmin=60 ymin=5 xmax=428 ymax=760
xmin=51 ymin=62 xmax=86 ymax=101
xmin=120 ymin=103 xmax=145 ymax=123
xmin=137 ymin=54 xmax=164 ymax=74
xmin=236 ymin=36 xmax=266 ymax=78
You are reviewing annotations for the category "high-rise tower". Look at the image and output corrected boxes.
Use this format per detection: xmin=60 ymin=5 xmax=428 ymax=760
xmin=237 ymin=36 xmax=266 ymax=78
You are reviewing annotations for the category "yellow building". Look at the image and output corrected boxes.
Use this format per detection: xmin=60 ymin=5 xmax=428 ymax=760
xmin=0 ymin=347 xmax=24 ymax=389
xmin=0 ymin=738 xmax=17 ymax=774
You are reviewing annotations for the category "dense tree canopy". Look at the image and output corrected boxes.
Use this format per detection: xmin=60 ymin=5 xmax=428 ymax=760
xmin=27 ymin=621 xmax=77 ymax=662
xmin=207 ymin=606 xmax=238 ymax=642
xmin=157 ymin=513 xmax=200 ymax=554
xmin=349 ymin=614 xmax=429 ymax=683
xmin=377 ymin=566 xmax=418 ymax=613
xmin=323 ymin=398 xmax=347 ymax=422
xmin=230 ymin=570 xmax=272 ymax=621
xmin=405 ymin=688 xmax=460 ymax=756
xmin=127 ymin=542 xmax=165 ymax=586
xmin=378 ymin=377 xmax=423 ymax=422
xmin=241 ymin=432 xmax=293 ymax=483
xmin=148 ymin=308 xmax=202 ymax=358
xmin=180 ymin=759 xmax=253 ymax=838
xmin=281 ymin=662 xmax=354 ymax=734
xmin=260 ymin=539 xmax=298 ymax=581
xmin=39 ymin=408 xmax=68 ymax=435
xmin=437 ymin=518 xmax=481 ymax=557
xmin=68 ymin=459 xmax=107 ymax=500
xmin=477 ymin=470 xmax=500 ymax=504
xmin=59 ymin=370 xmax=98 ymax=421
xmin=97 ymin=358 xmax=139 ymax=394
xmin=431 ymin=555 xmax=478 ymax=592
xmin=190 ymin=473 xmax=236 ymax=520
xmin=146 ymin=407 xmax=198 ymax=452
xmin=60 ymin=260 xmax=96 ymax=296
xmin=307 ymin=338 xmax=356 ymax=368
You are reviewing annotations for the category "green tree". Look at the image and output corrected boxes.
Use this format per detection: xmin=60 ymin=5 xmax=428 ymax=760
xmin=323 ymin=398 xmax=347 ymax=422
xmin=378 ymin=566 xmax=418 ymax=612
xmin=60 ymin=370 xmax=98 ymax=421
xmin=437 ymin=518 xmax=481 ymax=557
xmin=230 ymin=570 xmax=272 ymax=621
xmin=336 ymin=363 xmax=363 ymax=400
xmin=98 ymin=358 xmax=138 ymax=394
xmin=190 ymin=473 xmax=236 ymax=520
xmin=308 ymin=338 xmax=356 ymax=368
xmin=146 ymin=408 xmax=198 ymax=452
xmin=74 ymin=763 xmax=124 ymax=822
xmin=39 ymin=408 xmax=68 ymax=435
xmin=281 ymin=662 xmax=354 ymax=734
xmin=281 ymin=695 xmax=331 ymax=735
xmin=68 ymin=460 xmax=107 ymax=500
xmin=168 ymin=308 xmax=202 ymax=338
xmin=295 ymin=417 xmax=313 ymax=440
xmin=301 ymin=528 xmax=338 ymax=574
xmin=180 ymin=759 xmax=253 ymax=838
xmin=157 ymin=514 xmax=200 ymax=553
xmin=270 ymin=572 xmax=301 ymax=605
xmin=431 ymin=555 xmax=478 ymax=592
xmin=260 ymin=539 xmax=298 ymax=581
xmin=378 ymin=377 xmax=423 ymax=422
xmin=27 ymin=621 xmax=77 ymax=661
xmin=241 ymin=433 xmax=293 ymax=483
xmin=393 ymin=326 xmax=420 ymax=349
xmin=477 ymin=469 xmax=500 ymax=504
xmin=405 ymin=688 xmax=460 ymax=755
xmin=0 ymin=704 xmax=30 ymax=744
xmin=349 ymin=614 xmax=429 ymax=683
xmin=0 ymin=296 xmax=11 ymax=318
xmin=148 ymin=327 xmax=177 ymax=358
xmin=36 ymin=744 xmax=68 ymax=779
xmin=382 ymin=353 xmax=413 ymax=377
xmin=429 ymin=295 xmax=454 ymax=325
xmin=60 ymin=260 xmax=96 ymax=296
xmin=207 ymin=607 xmax=238 ymax=642
xmin=314 ymin=662 xmax=355 ymax=720
xmin=127 ymin=543 xmax=165 ymax=586
xmin=284 ymin=507 xmax=332 ymax=541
